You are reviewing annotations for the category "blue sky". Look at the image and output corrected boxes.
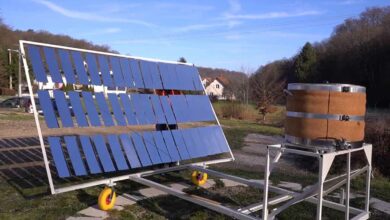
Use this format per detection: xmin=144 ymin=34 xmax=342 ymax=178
xmin=1 ymin=0 xmax=389 ymax=71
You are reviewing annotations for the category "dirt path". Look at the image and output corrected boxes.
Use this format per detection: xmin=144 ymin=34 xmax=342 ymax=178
xmin=218 ymin=133 xmax=315 ymax=176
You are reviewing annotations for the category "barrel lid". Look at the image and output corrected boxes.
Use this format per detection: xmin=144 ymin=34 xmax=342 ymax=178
xmin=287 ymin=83 xmax=366 ymax=93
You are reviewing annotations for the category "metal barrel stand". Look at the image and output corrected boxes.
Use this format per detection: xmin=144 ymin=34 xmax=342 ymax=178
xmin=262 ymin=143 xmax=372 ymax=220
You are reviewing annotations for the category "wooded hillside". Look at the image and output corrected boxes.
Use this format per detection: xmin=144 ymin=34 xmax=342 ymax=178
xmin=250 ymin=7 xmax=390 ymax=108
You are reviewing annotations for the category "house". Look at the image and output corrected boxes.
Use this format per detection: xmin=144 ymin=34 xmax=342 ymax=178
xmin=201 ymin=76 xmax=234 ymax=100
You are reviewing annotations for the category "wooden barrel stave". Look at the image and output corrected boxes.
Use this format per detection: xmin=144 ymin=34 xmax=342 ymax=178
xmin=285 ymin=83 xmax=366 ymax=147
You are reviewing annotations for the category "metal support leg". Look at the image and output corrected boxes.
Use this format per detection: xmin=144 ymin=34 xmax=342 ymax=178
xmin=346 ymin=152 xmax=351 ymax=219
xmin=340 ymin=188 xmax=345 ymax=204
xmin=365 ymin=164 xmax=371 ymax=212
xmin=317 ymin=155 xmax=324 ymax=220
xmin=262 ymin=147 xmax=271 ymax=220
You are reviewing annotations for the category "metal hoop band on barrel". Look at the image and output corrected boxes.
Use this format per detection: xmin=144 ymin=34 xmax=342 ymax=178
xmin=286 ymin=111 xmax=365 ymax=121
xmin=285 ymin=134 xmax=364 ymax=148
xmin=287 ymin=83 xmax=366 ymax=93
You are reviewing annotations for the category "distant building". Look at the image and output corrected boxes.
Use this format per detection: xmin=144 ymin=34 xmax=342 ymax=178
xmin=201 ymin=76 xmax=235 ymax=100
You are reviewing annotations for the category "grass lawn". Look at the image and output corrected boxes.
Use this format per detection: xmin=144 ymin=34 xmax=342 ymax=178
xmin=220 ymin=118 xmax=282 ymax=150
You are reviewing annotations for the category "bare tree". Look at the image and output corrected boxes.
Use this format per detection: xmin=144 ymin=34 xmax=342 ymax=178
xmin=249 ymin=60 xmax=290 ymax=122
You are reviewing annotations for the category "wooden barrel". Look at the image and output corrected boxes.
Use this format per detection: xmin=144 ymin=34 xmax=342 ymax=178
xmin=285 ymin=83 xmax=366 ymax=148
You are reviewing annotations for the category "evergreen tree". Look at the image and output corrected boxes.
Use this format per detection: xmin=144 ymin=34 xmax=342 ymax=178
xmin=178 ymin=57 xmax=187 ymax=63
xmin=294 ymin=42 xmax=317 ymax=82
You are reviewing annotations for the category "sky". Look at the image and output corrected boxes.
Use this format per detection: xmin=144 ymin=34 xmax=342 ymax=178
xmin=0 ymin=0 xmax=389 ymax=72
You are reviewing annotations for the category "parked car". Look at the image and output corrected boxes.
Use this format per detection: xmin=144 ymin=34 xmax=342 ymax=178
xmin=0 ymin=96 xmax=41 ymax=113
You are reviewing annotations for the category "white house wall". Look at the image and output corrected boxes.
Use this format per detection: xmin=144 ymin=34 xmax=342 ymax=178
xmin=204 ymin=79 xmax=226 ymax=100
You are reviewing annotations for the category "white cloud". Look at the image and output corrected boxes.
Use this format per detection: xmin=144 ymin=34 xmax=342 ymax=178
xmin=224 ymin=10 xmax=322 ymax=20
xmin=225 ymin=33 xmax=242 ymax=40
xmin=339 ymin=0 xmax=363 ymax=5
xmin=32 ymin=0 xmax=156 ymax=27
xmin=80 ymin=28 xmax=121 ymax=37
xmin=172 ymin=0 xmax=242 ymax=33
xmin=228 ymin=0 xmax=242 ymax=14
xmin=174 ymin=23 xmax=230 ymax=33
xmin=153 ymin=2 xmax=214 ymax=12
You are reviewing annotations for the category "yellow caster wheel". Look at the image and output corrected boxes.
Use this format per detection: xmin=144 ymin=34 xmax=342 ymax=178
xmin=98 ymin=187 xmax=117 ymax=211
xmin=191 ymin=171 xmax=208 ymax=186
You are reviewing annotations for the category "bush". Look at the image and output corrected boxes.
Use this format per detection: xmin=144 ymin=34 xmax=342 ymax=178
xmin=0 ymin=87 xmax=16 ymax=95
xmin=365 ymin=113 xmax=390 ymax=176
xmin=214 ymin=101 xmax=258 ymax=120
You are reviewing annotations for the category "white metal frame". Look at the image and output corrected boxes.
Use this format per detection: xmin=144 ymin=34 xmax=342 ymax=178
xmin=262 ymin=143 xmax=372 ymax=220
xmin=19 ymin=40 xmax=234 ymax=195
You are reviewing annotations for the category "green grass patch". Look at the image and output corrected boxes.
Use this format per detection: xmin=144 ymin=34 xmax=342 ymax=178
xmin=351 ymin=174 xmax=390 ymax=202
xmin=0 ymin=112 xmax=35 ymax=121
xmin=220 ymin=119 xmax=282 ymax=150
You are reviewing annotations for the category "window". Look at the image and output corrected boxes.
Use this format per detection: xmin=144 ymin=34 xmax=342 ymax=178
xmin=216 ymin=84 xmax=220 ymax=89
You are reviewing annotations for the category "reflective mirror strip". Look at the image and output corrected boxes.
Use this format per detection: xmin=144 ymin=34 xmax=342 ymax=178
xmin=85 ymin=53 xmax=101 ymax=85
xmin=119 ymin=58 xmax=135 ymax=88
xmin=38 ymin=90 xmax=58 ymax=128
xmin=169 ymin=95 xmax=188 ymax=122
xmin=180 ymin=129 xmax=198 ymax=158
xmin=176 ymin=65 xmax=194 ymax=90
xmin=119 ymin=134 xmax=141 ymax=168
xmin=196 ymin=95 xmax=216 ymax=121
xmin=162 ymin=63 xmax=180 ymax=90
xmin=92 ymin=135 xmax=116 ymax=172
xmin=95 ymin=92 xmax=114 ymax=126
xmin=43 ymin=47 xmax=63 ymax=83
xmin=197 ymin=126 xmax=219 ymax=155
xmin=159 ymin=96 xmax=176 ymax=124
xmin=53 ymin=90 xmax=73 ymax=127
xmin=107 ymin=134 xmax=129 ymax=170
xmin=131 ymin=133 xmax=152 ymax=166
xmin=27 ymin=45 xmax=47 ymax=82
xmin=149 ymin=62 xmax=163 ymax=89
xmin=158 ymin=63 xmax=173 ymax=89
xmin=80 ymin=136 xmax=102 ymax=174
xmin=68 ymin=91 xmax=89 ymax=127
xmin=71 ymin=51 xmax=89 ymax=84
xmin=143 ymin=132 xmax=162 ymax=165
xmin=110 ymin=56 xmax=125 ymax=87
xmin=119 ymin=94 xmax=138 ymax=125
xmin=189 ymin=128 xmax=209 ymax=157
xmin=64 ymin=136 xmax=87 ymax=176
xmin=150 ymin=95 xmax=166 ymax=124
xmin=58 ymin=49 xmax=76 ymax=84
xmin=82 ymin=92 xmax=102 ymax=126
xmin=152 ymin=131 xmax=171 ymax=163
xmin=98 ymin=55 xmax=114 ymax=87
xmin=185 ymin=95 xmax=201 ymax=121
xmin=48 ymin=136 xmax=70 ymax=178
xmin=139 ymin=60 xmax=153 ymax=89
xmin=168 ymin=64 xmax=181 ymax=90
xmin=207 ymin=126 xmax=225 ymax=154
xmin=171 ymin=130 xmax=191 ymax=160
xmin=213 ymin=126 xmax=230 ymax=152
xmin=131 ymin=94 xmax=155 ymax=125
xmin=186 ymin=95 xmax=216 ymax=121
xmin=188 ymin=66 xmax=203 ymax=91
xmin=161 ymin=130 xmax=181 ymax=162
xmin=129 ymin=59 xmax=145 ymax=88
xmin=107 ymin=93 xmax=127 ymax=126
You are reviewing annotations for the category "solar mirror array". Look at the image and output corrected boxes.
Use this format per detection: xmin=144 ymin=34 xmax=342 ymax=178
xmin=22 ymin=41 xmax=232 ymax=190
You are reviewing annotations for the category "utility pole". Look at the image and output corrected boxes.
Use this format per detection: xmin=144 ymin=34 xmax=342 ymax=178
xmin=8 ymin=49 xmax=22 ymax=97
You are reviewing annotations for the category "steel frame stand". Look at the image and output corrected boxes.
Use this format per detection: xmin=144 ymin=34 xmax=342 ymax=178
xmin=129 ymin=164 xmax=294 ymax=220
xmin=262 ymin=143 xmax=372 ymax=220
